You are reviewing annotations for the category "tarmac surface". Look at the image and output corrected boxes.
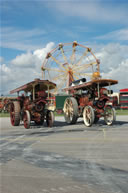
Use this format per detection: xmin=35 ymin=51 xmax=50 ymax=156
xmin=0 ymin=116 xmax=128 ymax=193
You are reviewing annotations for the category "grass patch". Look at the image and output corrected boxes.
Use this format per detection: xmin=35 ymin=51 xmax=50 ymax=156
xmin=0 ymin=111 xmax=63 ymax=118
xmin=0 ymin=109 xmax=128 ymax=118
xmin=0 ymin=112 xmax=10 ymax=117
xmin=55 ymin=110 xmax=128 ymax=116
xmin=116 ymin=109 xmax=128 ymax=115
xmin=54 ymin=112 xmax=64 ymax=116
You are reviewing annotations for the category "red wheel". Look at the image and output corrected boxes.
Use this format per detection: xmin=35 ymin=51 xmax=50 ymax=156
xmin=23 ymin=110 xmax=31 ymax=129
xmin=46 ymin=111 xmax=54 ymax=127
xmin=10 ymin=101 xmax=20 ymax=126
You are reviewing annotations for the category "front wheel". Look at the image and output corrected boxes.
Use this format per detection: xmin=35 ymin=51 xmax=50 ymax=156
xmin=83 ymin=106 xmax=95 ymax=127
xmin=63 ymin=97 xmax=78 ymax=124
xmin=104 ymin=106 xmax=116 ymax=126
xmin=46 ymin=111 xmax=54 ymax=127
xmin=23 ymin=110 xmax=31 ymax=129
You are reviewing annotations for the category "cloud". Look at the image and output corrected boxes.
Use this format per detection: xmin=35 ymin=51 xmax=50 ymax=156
xmin=0 ymin=63 xmax=37 ymax=95
xmin=102 ymin=59 xmax=128 ymax=90
xmin=1 ymin=63 xmax=11 ymax=75
xmin=95 ymin=43 xmax=128 ymax=70
xmin=95 ymin=28 xmax=128 ymax=41
xmin=11 ymin=52 xmax=38 ymax=68
xmin=0 ymin=63 xmax=14 ymax=94
xmin=51 ymin=1 xmax=128 ymax=24
xmin=0 ymin=57 xmax=4 ymax=64
xmin=1 ymin=41 xmax=128 ymax=94
xmin=34 ymin=42 xmax=54 ymax=60
xmin=10 ymin=42 xmax=54 ymax=69
xmin=95 ymin=43 xmax=128 ymax=90
xmin=78 ymin=42 xmax=128 ymax=90
xmin=0 ymin=42 xmax=54 ymax=95
xmin=1 ymin=27 xmax=46 ymax=51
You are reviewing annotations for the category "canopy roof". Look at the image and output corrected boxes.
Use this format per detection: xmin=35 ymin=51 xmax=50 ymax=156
xmin=10 ymin=79 xmax=56 ymax=94
xmin=64 ymin=79 xmax=118 ymax=92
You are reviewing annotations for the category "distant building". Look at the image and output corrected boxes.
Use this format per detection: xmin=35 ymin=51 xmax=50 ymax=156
xmin=120 ymin=88 xmax=128 ymax=109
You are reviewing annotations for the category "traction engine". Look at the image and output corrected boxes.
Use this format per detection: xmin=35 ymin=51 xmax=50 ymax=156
xmin=10 ymin=79 xmax=56 ymax=129
xmin=63 ymin=78 xmax=118 ymax=127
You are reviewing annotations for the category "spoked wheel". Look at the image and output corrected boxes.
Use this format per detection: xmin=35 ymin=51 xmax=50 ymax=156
xmin=23 ymin=110 xmax=31 ymax=129
xmin=104 ymin=105 xmax=116 ymax=126
xmin=63 ymin=97 xmax=78 ymax=124
xmin=83 ymin=106 xmax=95 ymax=127
xmin=10 ymin=101 xmax=20 ymax=126
xmin=46 ymin=111 xmax=54 ymax=127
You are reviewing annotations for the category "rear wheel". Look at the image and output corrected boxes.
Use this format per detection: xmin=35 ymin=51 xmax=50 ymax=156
xmin=10 ymin=101 xmax=20 ymax=126
xmin=46 ymin=111 xmax=54 ymax=127
xmin=83 ymin=106 xmax=95 ymax=127
xmin=23 ymin=110 xmax=31 ymax=129
xmin=63 ymin=97 xmax=78 ymax=124
xmin=104 ymin=106 xmax=116 ymax=126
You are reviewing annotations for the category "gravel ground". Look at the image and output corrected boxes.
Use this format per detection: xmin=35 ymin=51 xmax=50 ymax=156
xmin=0 ymin=116 xmax=128 ymax=193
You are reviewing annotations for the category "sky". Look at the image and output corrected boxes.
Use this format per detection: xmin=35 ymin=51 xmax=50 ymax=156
xmin=0 ymin=0 xmax=128 ymax=95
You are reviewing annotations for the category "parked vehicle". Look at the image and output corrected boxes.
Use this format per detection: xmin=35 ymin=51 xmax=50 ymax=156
xmin=9 ymin=79 xmax=56 ymax=129
xmin=63 ymin=78 xmax=118 ymax=126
